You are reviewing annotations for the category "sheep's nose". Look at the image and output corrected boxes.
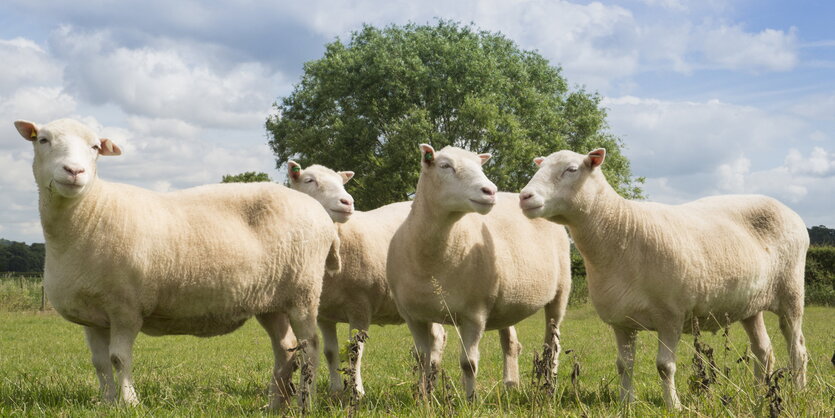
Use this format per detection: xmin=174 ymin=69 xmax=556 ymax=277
xmin=340 ymin=197 xmax=354 ymax=207
xmin=63 ymin=165 xmax=85 ymax=176
xmin=520 ymin=191 xmax=533 ymax=201
xmin=481 ymin=186 xmax=496 ymax=197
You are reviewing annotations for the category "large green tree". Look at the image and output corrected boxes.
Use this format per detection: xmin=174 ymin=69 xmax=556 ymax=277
xmin=267 ymin=21 xmax=643 ymax=209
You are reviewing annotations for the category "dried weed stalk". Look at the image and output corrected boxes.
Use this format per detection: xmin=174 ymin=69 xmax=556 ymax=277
xmin=531 ymin=319 xmax=559 ymax=396
xmin=564 ymin=348 xmax=582 ymax=401
xmin=289 ymin=340 xmax=313 ymax=413
xmin=689 ymin=317 xmax=718 ymax=395
xmin=765 ymin=368 xmax=787 ymax=418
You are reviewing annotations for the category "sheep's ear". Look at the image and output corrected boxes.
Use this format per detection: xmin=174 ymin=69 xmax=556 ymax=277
xmin=533 ymin=157 xmax=545 ymax=167
xmin=338 ymin=171 xmax=354 ymax=184
xmin=477 ymin=153 xmax=491 ymax=165
xmin=98 ymin=138 xmax=122 ymax=156
xmin=585 ymin=148 xmax=606 ymax=169
xmin=288 ymin=160 xmax=302 ymax=181
xmin=419 ymin=144 xmax=435 ymax=166
xmin=14 ymin=120 xmax=38 ymax=142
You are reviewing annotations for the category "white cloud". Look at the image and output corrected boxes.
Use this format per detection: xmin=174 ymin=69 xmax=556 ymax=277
xmin=151 ymin=180 xmax=173 ymax=193
xmin=266 ymin=1 xmax=800 ymax=88
xmin=6 ymin=1 xmax=803 ymax=94
xmin=785 ymin=147 xmax=834 ymax=176
xmin=50 ymin=26 xmax=287 ymax=129
xmin=606 ymin=95 xmax=834 ymax=227
xmin=716 ymin=156 xmax=750 ymax=193
xmin=809 ymin=130 xmax=829 ymax=142
xmin=0 ymin=151 xmax=36 ymax=192
xmin=0 ymin=86 xmax=77 ymax=123
xmin=699 ymin=24 xmax=798 ymax=72
xmin=790 ymin=94 xmax=835 ymax=121
xmin=604 ymin=96 xmax=809 ymax=178
xmin=640 ymin=0 xmax=687 ymax=12
xmin=0 ymin=37 xmax=63 ymax=94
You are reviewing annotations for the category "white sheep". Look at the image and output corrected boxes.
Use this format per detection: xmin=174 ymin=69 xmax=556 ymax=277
xmin=519 ymin=148 xmax=809 ymax=409
xmin=12 ymin=118 xmax=340 ymax=411
xmin=387 ymin=145 xmax=572 ymax=400
xmin=287 ymin=161 xmax=525 ymax=396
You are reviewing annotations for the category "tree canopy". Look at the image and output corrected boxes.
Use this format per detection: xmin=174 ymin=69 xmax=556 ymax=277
xmin=808 ymin=225 xmax=835 ymax=246
xmin=0 ymin=239 xmax=45 ymax=273
xmin=221 ymin=172 xmax=272 ymax=183
xmin=267 ymin=21 xmax=643 ymax=209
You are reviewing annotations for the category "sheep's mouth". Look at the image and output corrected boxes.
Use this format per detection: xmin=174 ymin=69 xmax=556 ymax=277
xmin=469 ymin=199 xmax=496 ymax=207
xmin=54 ymin=180 xmax=83 ymax=189
xmin=329 ymin=208 xmax=354 ymax=215
xmin=520 ymin=204 xmax=543 ymax=212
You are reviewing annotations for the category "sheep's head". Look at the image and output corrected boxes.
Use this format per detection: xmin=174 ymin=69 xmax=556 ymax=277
xmin=14 ymin=118 xmax=121 ymax=199
xmin=417 ymin=144 xmax=497 ymax=215
xmin=287 ymin=161 xmax=355 ymax=223
xmin=519 ymin=148 xmax=606 ymax=223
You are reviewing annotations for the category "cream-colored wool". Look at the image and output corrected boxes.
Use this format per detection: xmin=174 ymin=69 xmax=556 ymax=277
xmin=13 ymin=118 xmax=338 ymax=411
xmin=520 ymin=148 xmax=809 ymax=410
xmin=288 ymin=163 xmax=524 ymax=396
xmin=387 ymin=145 xmax=571 ymax=400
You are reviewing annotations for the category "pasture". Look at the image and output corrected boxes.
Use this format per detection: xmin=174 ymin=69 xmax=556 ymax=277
xmin=1 ymin=302 xmax=832 ymax=416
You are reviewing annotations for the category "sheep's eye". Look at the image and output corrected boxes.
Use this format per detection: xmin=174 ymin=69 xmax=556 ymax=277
xmin=92 ymin=144 xmax=101 ymax=151
xmin=38 ymin=137 xmax=48 ymax=144
xmin=565 ymin=166 xmax=578 ymax=173
xmin=439 ymin=163 xmax=454 ymax=171
xmin=304 ymin=178 xmax=315 ymax=184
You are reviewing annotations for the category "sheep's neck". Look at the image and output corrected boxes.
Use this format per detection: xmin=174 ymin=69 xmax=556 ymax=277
xmin=567 ymin=182 xmax=639 ymax=270
xmin=39 ymin=180 xmax=108 ymax=252
xmin=406 ymin=195 xmax=465 ymax=266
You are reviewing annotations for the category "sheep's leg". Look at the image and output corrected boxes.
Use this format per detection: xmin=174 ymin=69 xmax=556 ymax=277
xmin=778 ymin=311 xmax=807 ymax=388
xmin=430 ymin=322 xmax=447 ymax=362
xmin=318 ymin=319 xmax=344 ymax=394
xmin=459 ymin=320 xmax=485 ymax=401
xmin=498 ymin=326 xmax=521 ymax=387
xmin=256 ymin=312 xmax=298 ymax=409
xmin=405 ymin=319 xmax=441 ymax=400
xmin=741 ymin=312 xmax=774 ymax=383
xmin=287 ymin=307 xmax=320 ymax=411
xmin=84 ymin=326 xmax=116 ymax=402
xmin=656 ymin=327 xmax=682 ymax=410
xmin=613 ymin=326 xmax=637 ymax=403
xmin=109 ymin=322 xmax=140 ymax=405
xmin=347 ymin=317 xmax=371 ymax=398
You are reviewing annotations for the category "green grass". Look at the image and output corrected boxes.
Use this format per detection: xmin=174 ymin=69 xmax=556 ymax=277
xmin=1 ymin=305 xmax=833 ymax=416
xmin=0 ymin=276 xmax=45 ymax=312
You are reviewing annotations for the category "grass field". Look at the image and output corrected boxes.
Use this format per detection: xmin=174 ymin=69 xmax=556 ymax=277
xmin=1 ymin=304 xmax=833 ymax=416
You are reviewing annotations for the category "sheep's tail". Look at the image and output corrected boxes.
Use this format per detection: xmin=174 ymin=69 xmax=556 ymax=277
xmin=326 ymin=234 xmax=341 ymax=276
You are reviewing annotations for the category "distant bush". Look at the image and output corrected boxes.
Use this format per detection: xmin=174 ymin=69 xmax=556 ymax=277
xmin=805 ymin=246 xmax=835 ymax=306
xmin=221 ymin=171 xmax=272 ymax=183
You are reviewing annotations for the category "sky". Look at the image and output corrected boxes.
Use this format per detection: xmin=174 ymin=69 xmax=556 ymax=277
xmin=0 ymin=0 xmax=833 ymax=243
